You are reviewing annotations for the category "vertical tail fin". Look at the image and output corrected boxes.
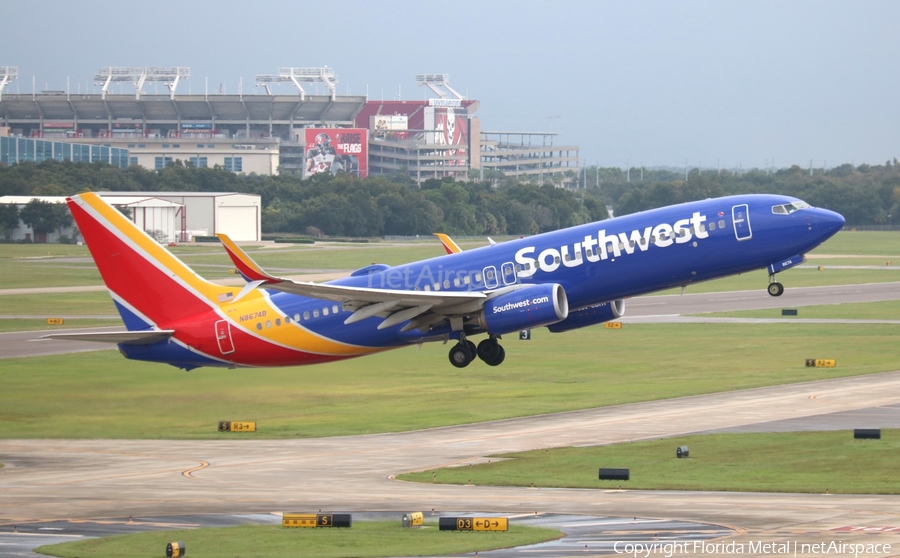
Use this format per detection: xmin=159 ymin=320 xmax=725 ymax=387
xmin=68 ymin=193 xmax=232 ymax=330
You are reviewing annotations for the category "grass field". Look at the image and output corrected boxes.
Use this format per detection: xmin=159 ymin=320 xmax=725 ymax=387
xmin=2 ymin=321 xmax=897 ymax=439
xmin=0 ymin=240 xmax=487 ymax=290
xmin=654 ymin=267 xmax=899 ymax=295
xmin=1 ymin=237 xmax=898 ymax=317
xmin=0 ymin=318 xmax=122 ymax=333
xmin=176 ymin=242 xmax=487 ymax=271
xmin=695 ymin=300 xmax=900 ymax=320
xmin=808 ymin=231 xmax=900 ymax=256
xmin=36 ymin=521 xmax=561 ymax=558
xmin=1 ymin=230 xmax=896 ymax=291
xmin=1 ymin=267 xmax=895 ymax=316
xmin=1 ymin=231 xmax=897 ymax=440
xmin=0 ymin=292 xmax=118 ymax=315
xmin=398 ymin=430 xmax=900 ymax=494
xmin=2 ymin=262 xmax=104 ymax=288
xmin=804 ymin=256 xmax=898 ymax=266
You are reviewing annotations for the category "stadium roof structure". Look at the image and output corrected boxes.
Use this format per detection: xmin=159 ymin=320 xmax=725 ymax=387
xmin=0 ymin=66 xmax=17 ymax=98
xmin=255 ymin=67 xmax=337 ymax=100
xmin=94 ymin=66 xmax=190 ymax=100
xmin=0 ymin=93 xmax=367 ymax=126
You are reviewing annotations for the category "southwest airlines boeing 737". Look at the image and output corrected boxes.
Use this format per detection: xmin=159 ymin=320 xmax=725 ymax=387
xmin=46 ymin=192 xmax=844 ymax=369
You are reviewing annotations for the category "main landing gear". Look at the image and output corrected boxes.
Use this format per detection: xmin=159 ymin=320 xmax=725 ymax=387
xmin=767 ymin=274 xmax=784 ymax=297
xmin=448 ymin=335 xmax=506 ymax=368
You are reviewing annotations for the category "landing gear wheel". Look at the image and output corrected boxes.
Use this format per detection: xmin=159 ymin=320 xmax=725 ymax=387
xmin=483 ymin=345 xmax=506 ymax=367
xmin=477 ymin=338 xmax=502 ymax=362
xmin=767 ymin=282 xmax=784 ymax=297
xmin=465 ymin=339 xmax=477 ymax=357
xmin=449 ymin=343 xmax=475 ymax=368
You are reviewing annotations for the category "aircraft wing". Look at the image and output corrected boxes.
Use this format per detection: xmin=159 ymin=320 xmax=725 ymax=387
xmin=41 ymin=330 xmax=176 ymax=345
xmin=217 ymin=234 xmax=488 ymax=331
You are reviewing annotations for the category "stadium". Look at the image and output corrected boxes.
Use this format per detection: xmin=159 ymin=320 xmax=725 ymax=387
xmin=0 ymin=66 xmax=580 ymax=184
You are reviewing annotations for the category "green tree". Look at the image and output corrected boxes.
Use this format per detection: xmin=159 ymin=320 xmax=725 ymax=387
xmin=0 ymin=204 xmax=20 ymax=240
xmin=18 ymin=199 xmax=73 ymax=240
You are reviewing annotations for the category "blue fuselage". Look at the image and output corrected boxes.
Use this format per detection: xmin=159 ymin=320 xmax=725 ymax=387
xmin=259 ymin=194 xmax=844 ymax=348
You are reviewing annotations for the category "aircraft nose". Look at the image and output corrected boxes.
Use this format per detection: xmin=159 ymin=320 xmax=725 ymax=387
xmin=815 ymin=208 xmax=845 ymax=238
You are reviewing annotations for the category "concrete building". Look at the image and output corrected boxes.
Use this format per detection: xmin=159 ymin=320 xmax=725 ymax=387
xmin=0 ymin=135 xmax=130 ymax=167
xmin=116 ymin=138 xmax=279 ymax=175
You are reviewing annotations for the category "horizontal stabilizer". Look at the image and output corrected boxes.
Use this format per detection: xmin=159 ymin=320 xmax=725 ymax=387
xmin=41 ymin=330 xmax=175 ymax=345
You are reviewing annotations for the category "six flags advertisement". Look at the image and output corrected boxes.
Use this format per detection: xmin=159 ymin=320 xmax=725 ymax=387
xmin=304 ymin=128 xmax=368 ymax=179
xmin=303 ymin=109 xmax=469 ymax=179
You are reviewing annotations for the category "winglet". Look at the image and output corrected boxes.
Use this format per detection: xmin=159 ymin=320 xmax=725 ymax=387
xmin=216 ymin=234 xmax=280 ymax=283
xmin=433 ymin=233 xmax=462 ymax=255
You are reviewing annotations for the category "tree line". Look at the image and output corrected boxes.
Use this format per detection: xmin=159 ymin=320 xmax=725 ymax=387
xmin=0 ymin=161 xmax=608 ymax=238
xmin=0 ymin=158 xmax=898 ymax=241
xmin=590 ymin=161 xmax=900 ymax=226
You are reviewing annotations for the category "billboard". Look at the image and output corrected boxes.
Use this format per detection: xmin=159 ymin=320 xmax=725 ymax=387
xmin=371 ymin=115 xmax=409 ymax=140
xmin=371 ymin=115 xmax=408 ymax=133
xmin=304 ymin=128 xmax=368 ymax=179
xmin=424 ymin=107 xmax=468 ymax=166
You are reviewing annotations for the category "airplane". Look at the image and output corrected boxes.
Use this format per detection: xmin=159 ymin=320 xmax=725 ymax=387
xmin=45 ymin=192 xmax=844 ymax=370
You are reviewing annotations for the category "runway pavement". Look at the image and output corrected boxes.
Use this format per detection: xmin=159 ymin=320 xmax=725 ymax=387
xmin=624 ymin=281 xmax=900 ymax=316
xmin=1 ymin=281 xmax=900 ymax=556
xmin=3 ymin=372 xmax=900 ymax=556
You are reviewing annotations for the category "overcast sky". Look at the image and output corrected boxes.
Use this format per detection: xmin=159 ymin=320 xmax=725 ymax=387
xmin=4 ymin=1 xmax=897 ymax=169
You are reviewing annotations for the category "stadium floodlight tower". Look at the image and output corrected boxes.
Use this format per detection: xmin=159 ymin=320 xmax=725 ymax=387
xmin=415 ymin=74 xmax=463 ymax=100
xmin=0 ymin=66 xmax=18 ymax=100
xmin=93 ymin=66 xmax=190 ymax=100
xmin=254 ymin=67 xmax=337 ymax=101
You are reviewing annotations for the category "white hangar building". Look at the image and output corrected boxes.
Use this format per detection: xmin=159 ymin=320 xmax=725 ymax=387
xmin=97 ymin=192 xmax=261 ymax=242
xmin=0 ymin=192 xmax=260 ymax=243
xmin=0 ymin=194 xmax=184 ymax=243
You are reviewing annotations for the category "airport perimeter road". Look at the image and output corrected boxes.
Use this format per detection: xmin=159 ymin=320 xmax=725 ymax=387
xmin=3 ymin=371 xmax=900 ymax=553
xmin=0 ymin=326 xmax=121 ymax=359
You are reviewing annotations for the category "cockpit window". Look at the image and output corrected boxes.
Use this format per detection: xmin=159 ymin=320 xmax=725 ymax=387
xmin=772 ymin=200 xmax=811 ymax=215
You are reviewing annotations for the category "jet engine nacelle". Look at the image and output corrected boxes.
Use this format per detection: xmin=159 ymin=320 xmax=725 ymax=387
xmin=476 ymin=283 xmax=569 ymax=335
xmin=547 ymin=299 xmax=624 ymax=333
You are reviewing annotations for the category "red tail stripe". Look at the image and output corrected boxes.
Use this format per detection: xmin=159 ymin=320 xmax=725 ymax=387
xmin=70 ymin=199 xmax=211 ymax=326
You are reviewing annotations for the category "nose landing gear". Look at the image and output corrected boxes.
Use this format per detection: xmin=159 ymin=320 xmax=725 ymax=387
xmin=767 ymin=275 xmax=784 ymax=297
